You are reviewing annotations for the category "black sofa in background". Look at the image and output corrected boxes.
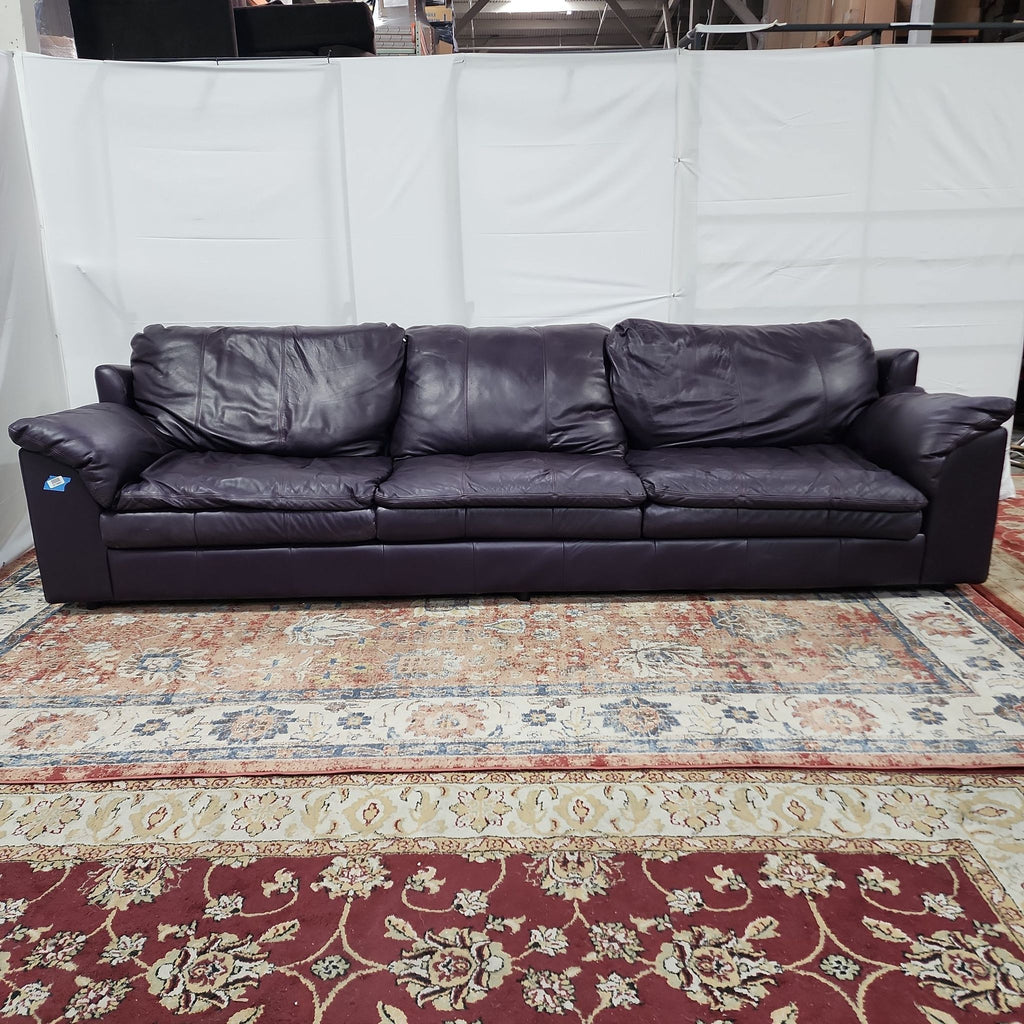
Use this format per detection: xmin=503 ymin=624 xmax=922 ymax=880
xmin=234 ymin=3 xmax=375 ymax=56
xmin=69 ymin=0 xmax=238 ymax=60
xmin=8 ymin=319 xmax=1014 ymax=604
xmin=69 ymin=0 xmax=375 ymax=60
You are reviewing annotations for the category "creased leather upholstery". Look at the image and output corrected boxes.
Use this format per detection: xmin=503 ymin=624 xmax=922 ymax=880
xmin=626 ymin=446 xmax=926 ymax=510
xmin=390 ymin=325 xmax=625 ymax=457
xmin=94 ymin=364 xmax=134 ymax=406
xmin=116 ymin=451 xmax=392 ymax=511
xmin=131 ymin=323 xmax=406 ymax=456
xmin=8 ymin=403 xmax=175 ymax=508
xmin=845 ymin=391 xmax=1016 ymax=497
xmin=606 ymin=319 xmax=879 ymax=449
xmin=376 ymin=506 xmax=641 ymax=541
xmin=377 ymin=452 xmax=646 ymax=509
xmin=104 ymin=537 xmax=928 ymax=602
xmin=101 ymin=509 xmax=376 ymax=548
xmin=874 ymin=349 xmax=919 ymax=394
xmin=642 ymin=505 xmax=922 ymax=540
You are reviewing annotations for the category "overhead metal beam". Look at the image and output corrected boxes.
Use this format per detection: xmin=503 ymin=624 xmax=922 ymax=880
xmin=649 ymin=0 xmax=678 ymax=45
xmin=719 ymin=0 xmax=759 ymax=24
xmin=459 ymin=0 xmax=493 ymax=30
xmin=603 ymin=0 xmax=649 ymax=45
xmin=719 ymin=0 xmax=765 ymax=45
xmin=594 ymin=3 xmax=608 ymax=45
xmin=458 ymin=14 xmax=655 ymax=34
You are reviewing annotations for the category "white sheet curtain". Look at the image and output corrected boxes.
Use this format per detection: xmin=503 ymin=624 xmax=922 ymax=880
xmin=2 ymin=45 xmax=1023 ymax=563
xmin=0 ymin=53 xmax=64 ymax=567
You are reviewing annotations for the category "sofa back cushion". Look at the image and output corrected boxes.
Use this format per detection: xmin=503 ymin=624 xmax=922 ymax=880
xmin=605 ymin=318 xmax=879 ymax=448
xmin=131 ymin=324 xmax=406 ymax=456
xmin=389 ymin=324 xmax=626 ymax=457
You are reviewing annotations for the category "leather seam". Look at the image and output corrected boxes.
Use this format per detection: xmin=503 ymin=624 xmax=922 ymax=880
xmin=537 ymin=327 xmax=549 ymax=450
xmin=807 ymin=342 xmax=830 ymax=440
xmin=195 ymin=333 xmax=207 ymax=433
xmin=463 ymin=332 xmax=472 ymax=453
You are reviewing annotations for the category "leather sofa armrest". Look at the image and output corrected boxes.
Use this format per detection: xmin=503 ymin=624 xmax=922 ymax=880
xmin=95 ymin=364 xmax=134 ymax=406
xmin=845 ymin=390 xmax=1015 ymax=497
xmin=874 ymin=348 xmax=919 ymax=394
xmin=8 ymin=403 xmax=174 ymax=508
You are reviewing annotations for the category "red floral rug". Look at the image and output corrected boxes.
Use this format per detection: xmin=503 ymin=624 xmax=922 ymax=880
xmin=975 ymin=495 xmax=1024 ymax=628
xmin=0 ymin=769 xmax=1023 ymax=1023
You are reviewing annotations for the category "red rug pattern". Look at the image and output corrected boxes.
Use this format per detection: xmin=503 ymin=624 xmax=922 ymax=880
xmin=1 ymin=836 xmax=1022 ymax=1022
xmin=994 ymin=494 xmax=1024 ymax=563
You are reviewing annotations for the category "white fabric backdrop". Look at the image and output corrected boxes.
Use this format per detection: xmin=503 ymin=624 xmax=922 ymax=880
xmin=3 ymin=46 xmax=1023 ymax=559
xmin=0 ymin=52 xmax=63 ymax=567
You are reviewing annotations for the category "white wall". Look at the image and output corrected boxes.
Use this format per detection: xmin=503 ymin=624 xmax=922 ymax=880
xmin=0 ymin=52 xmax=63 ymax=567
xmin=2 ymin=47 xmax=1023 ymax=559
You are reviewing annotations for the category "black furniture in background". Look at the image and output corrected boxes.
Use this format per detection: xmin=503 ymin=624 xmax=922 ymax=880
xmin=233 ymin=2 xmax=376 ymax=56
xmin=69 ymin=0 xmax=238 ymax=59
xmin=69 ymin=0 xmax=375 ymax=60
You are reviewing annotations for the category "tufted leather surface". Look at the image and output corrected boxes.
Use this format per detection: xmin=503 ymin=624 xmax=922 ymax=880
xmin=389 ymin=324 xmax=625 ymax=457
xmin=377 ymin=452 xmax=646 ymax=509
xmin=131 ymin=324 xmax=406 ymax=456
xmin=116 ymin=451 xmax=392 ymax=512
xmin=626 ymin=445 xmax=925 ymax=511
xmin=606 ymin=319 xmax=878 ymax=449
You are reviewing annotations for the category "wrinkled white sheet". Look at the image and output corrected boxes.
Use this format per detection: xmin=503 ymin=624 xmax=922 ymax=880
xmin=3 ymin=46 xmax=1022 ymax=560
xmin=0 ymin=52 xmax=64 ymax=567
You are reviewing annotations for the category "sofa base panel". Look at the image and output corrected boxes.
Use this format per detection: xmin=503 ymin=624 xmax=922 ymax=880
xmin=104 ymin=536 xmax=927 ymax=602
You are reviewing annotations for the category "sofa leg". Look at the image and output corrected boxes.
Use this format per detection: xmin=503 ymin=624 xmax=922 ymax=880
xmin=515 ymin=592 xmax=532 ymax=602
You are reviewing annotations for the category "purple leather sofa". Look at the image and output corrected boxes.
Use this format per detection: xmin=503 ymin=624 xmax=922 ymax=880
xmin=8 ymin=319 xmax=1015 ymax=604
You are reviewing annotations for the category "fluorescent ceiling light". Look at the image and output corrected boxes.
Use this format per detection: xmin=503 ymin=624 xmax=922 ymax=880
xmin=504 ymin=0 xmax=570 ymax=13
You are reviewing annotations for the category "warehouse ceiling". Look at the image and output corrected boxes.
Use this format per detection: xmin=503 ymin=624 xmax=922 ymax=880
xmin=451 ymin=0 xmax=686 ymax=51
xmin=447 ymin=0 xmax=1023 ymax=50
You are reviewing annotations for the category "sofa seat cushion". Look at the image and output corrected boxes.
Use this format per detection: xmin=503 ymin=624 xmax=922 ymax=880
xmin=627 ymin=445 xmax=926 ymax=509
xmin=116 ymin=451 xmax=392 ymax=512
xmin=376 ymin=453 xmax=646 ymax=509
xmin=377 ymin=507 xmax=641 ymax=542
xmin=628 ymin=445 xmax=925 ymax=540
xmin=101 ymin=509 xmax=376 ymax=548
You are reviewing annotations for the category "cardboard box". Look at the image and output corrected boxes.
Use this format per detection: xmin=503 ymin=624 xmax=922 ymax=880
xmin=764 ymin=0 xmax=834 ymax=48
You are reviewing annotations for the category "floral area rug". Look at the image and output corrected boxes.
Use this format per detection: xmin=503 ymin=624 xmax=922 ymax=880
xmin=3 ymin=553 xmax=1024 ymax=780
xmin=0 ymin=769 xmax=1022 ymax=1023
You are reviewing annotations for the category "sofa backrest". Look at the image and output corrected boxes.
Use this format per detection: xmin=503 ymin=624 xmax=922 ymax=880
xmin=605 ymin=318 xmax=879 ymax=449
xmin=131 ymin=324 xmax=406 ymax=456
xmin=389 ymin=325 xmax=626 ymax=458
